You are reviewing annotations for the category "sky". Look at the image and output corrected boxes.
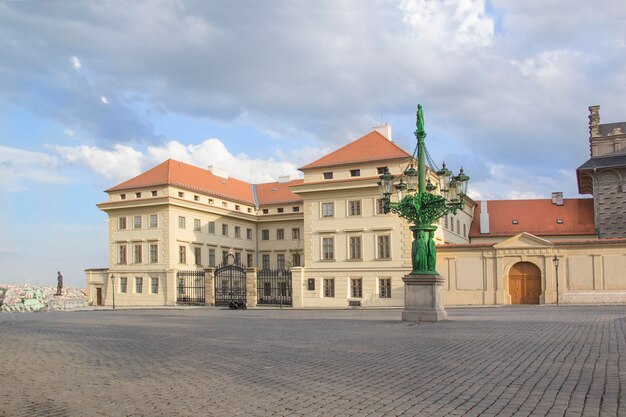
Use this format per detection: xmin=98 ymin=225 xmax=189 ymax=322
xmin=1 ymin=0 xmax=625 ymax=287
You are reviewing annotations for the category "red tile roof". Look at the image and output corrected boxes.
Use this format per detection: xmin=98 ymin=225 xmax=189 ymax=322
xmin=107 ymin=159 xmax=255 ymax=205
xmin=469 ymin=198 xmax=596 ymax=237
xmin=256 ymin=179 xmax=304 ymax=205
xmin=299 ymin=131 xmax=411 ymax=170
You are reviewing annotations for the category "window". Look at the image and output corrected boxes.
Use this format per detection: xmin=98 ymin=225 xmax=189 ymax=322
xmin=457 ymin=220 xmax=460 ymax=234
xmin=135 ymin=277 xmax=143 ymax=294
xmin=118 ymin=217 xmax=127 ymax=230
xmin=120 ymin=193 xmax=126 ymax=200
xmin=247 ymin=208 xmax=252 ymax=213
xmin=277 ymin=207 xmax=284 ymax=213
xmin=349 ymin=236 xmax=362 ymax=260
xmin=179 ymin=245 xmax=186 ymax=264
xmin=235 ymin=205 xmax=240 ymax=211
xmin=222 ymin=224 xmax=228 ymax=236
xmin=348 ymin=200 xmax=361 ymax=216
xmin=292 ymin=252 xmax=301 ymax=267
xmin=135 ymin=192 xmax=141 ymax=198
xmin=262 ymin=229 xmax=270 ymax=240
xmin=134 ymin=244 xmax=142 ymax=263
xmin=292 ymin=228 xmax=300 ymax=239
xmin=323 ymin=172 xmax=333 ymax=180
xmin=277 ymin=229 xmax=285 ymax=240
xmin=151 ymin=277 xmax=159 ymax=294
xmin=178 ymin=216 xmax=186 ymax=229
xmin=322 ymin=237 xmax=334 ymax=260
xmin=209 ymin=249 xmax=216 ymax=267
xmin=323 ymin=278 xmax=335 ymax=297
xmin=351 ymin=278 xmax=363 ymax=298
xmin=149 ymin=214 xmax=157 ymax=228
xmin=178 ymin=192 xmax=184 ymax=198
xmin=194 ymin=247 xmax=201 ymax=265
xmin=444 ymin=216 xmax=448 ymax=229
xmin=151 ymin=190 xmax=157 ymax=197
xmin=350 ymin=169 xmax=360 ymax=177
xmin=277 ymin=254 xmax=285 ymax=269
xmin=235 ymin=226 xmax=241 ymax=238
xmin=208 ymin=221 xmax=215 ymax=234
xmin=262 ymin=209 xmax=269 ymax=214
xmin=247 ymin=253 xmax=253 ymax=267
xmin=321 ymin=202 xmax=334 ymax=218
xmin=450 ymin=217 xmax=454 ymax=232
xmin=376 ymin=199 xmax=386 ymax=215
xmin=307 ymin=278 xmax=315 ymax=291
xmin=463 ymin=223 xmax=467 ymax=237
xmin=377 ymin=235 xmax=391 ymax=259
xmin=120 ymin=277 xmax=127 ymax=293
xmin=119 ymin=245 xmax=127 ymax=264
xmin=222 ymin=251 xmax=229 ymax=263
xmin=262 ymin=254 xmax=270 ymax=269
xmin=194 ymin=219 xmax=201 ymax=231
xmin=235 ymin=252 xmax=241 ymax=264
xmin=247 ymin=228 xmax=253 ymax=240
xmin=377 ymin=167 xmax=388 ymax=175
xmin=208 ymin=198 xmax=214 ymax=204
xmin=194 ymin=195 xmax=199 ymax=201
xmin=556 ymin=218 xmax=564 ymax=224
xmin=133 ymin=215 xmax=142 ymax=229
xmin=379 ymin=278 xmax=391 ymax=298
xmin=222 ymin=202 xmax=228 ymax=208
xmin=292 ymin=206 xmax=300 ymax=212
xmin=149 ymin=244 xmax=158 ymax=263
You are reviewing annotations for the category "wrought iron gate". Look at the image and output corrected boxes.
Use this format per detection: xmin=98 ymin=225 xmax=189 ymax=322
xmin=177 ymin=270 xmax=205 ymax=305
xmin=214 ymin=261 xmax=247 ymax=306
xmin=257 ymin=269 xmax=292 ymax=306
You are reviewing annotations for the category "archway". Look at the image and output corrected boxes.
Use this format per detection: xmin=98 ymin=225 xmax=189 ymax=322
xmin=508 ymin=262 xmax=541 ymax=304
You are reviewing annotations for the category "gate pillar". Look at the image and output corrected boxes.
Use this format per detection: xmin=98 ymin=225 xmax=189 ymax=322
xmin=165 ymin=269 xmax=177 ymax=306
xmin=204 ymin=268 xmax=215 ymax=306
xmin=291 ymin=267 xmax=304 ymax=308
xmin=246 ymin=268 xmax=258 ymax=308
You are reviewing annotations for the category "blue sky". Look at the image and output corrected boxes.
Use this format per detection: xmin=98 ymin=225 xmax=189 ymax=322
xmin=1 ymin=0 xmax=626 ymax=287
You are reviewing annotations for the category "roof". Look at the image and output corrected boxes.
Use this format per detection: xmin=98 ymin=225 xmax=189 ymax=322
xmin=107 ymin=159 xmax=255 ymax=204
xmin=106 ymin=159 xmax=304 ymax=206
xmin=599 ymin=122 xmax=626 ymax=137
xmin=577 ymin=154 xmax=626 ymax=171
xmin=469 ymin=198 xmax=596 ymax=238
xmin=299 ymin=131 xmax=411 ymax=170
xmin=256 ymin=179 xmax=304 ymax=205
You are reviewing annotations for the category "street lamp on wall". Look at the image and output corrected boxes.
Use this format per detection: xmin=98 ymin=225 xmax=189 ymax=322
xmin=110 ymin=274 xmax=116 ymax=310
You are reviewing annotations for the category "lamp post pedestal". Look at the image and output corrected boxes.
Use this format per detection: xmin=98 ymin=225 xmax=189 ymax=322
xmin=402 ymin=273 xmax=447 ymax=322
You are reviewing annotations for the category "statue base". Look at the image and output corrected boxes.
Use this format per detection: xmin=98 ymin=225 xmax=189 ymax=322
xmin=402 ymin=273 xmax=447 ymax=322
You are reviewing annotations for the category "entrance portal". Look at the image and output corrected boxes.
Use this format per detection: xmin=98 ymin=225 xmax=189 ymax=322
xmin=96 ymin=288 xmax=103 ymax=306
xmin=509 ymin=262 xmax=541 ymax=304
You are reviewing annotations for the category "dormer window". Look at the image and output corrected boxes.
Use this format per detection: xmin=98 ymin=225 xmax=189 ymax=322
xmin=323 ymin=172 xmax=333 ymax=180
xmin=556 ymin=218 xmax=564 ymax=224
xmin=512 ymin=219 xmax=519 ymax=225
xmin=350 ymin=169 xmax=360 ymax=177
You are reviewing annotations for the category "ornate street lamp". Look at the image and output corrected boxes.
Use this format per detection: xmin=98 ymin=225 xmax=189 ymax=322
xmin=110 ymin=274 xmax=116 ymax=310
xmin=378 ymin=104 xmax=469 ymax=275
xmin=553 ymin=256 xmax=560 ymax=306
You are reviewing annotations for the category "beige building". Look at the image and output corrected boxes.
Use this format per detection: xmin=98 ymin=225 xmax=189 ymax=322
xmin=87 ymin=106 xmax=626 ymax=307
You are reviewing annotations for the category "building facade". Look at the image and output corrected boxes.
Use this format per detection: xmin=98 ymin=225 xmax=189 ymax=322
xmin=87 ymin=107 xmax=626 ymax=307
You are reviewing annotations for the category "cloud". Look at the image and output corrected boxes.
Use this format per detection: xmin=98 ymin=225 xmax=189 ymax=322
xmin=71 ymin=56 xmax=81 ymax=71
xmin=0 ymin=146 xmax=66 ymax=192
xmin=100 ymin=96 xmax=109 ymax=104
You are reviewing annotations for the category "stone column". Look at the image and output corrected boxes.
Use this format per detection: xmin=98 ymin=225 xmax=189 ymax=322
xmin=204 ymin=268 xmax=215 ymax=306
xmin=402 ymin=273 xmax=447 ymax=322
xmin=291 ymin=267 xmax=304 ymax=308
xmin=246 ymin=268 xmax=258 ymax=308
xmin=165 ymin=269 xmax=177 ymax=306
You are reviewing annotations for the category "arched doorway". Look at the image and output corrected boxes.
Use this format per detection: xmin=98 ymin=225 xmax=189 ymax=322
xmin=508 ymin=262 xmax=541 ymax=304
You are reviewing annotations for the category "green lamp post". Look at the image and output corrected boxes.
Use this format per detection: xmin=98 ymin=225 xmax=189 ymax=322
xmin=378 ymin=104 xmax=469 ymax=275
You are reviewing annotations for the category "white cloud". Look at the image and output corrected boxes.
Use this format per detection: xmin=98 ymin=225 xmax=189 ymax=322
xmin=71 ymin=56 xmax=82 ymax=70
xmin=0 ymin=146 xmax=66 ymax=192
xmin=100 ymin=96 xmax=109 ymax=104
xmin=64 ymin=129 xmax=75 ymax=137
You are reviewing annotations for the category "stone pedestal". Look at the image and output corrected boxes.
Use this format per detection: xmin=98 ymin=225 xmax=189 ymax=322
xmin=402 ymin=274 xmax=447 ymax=322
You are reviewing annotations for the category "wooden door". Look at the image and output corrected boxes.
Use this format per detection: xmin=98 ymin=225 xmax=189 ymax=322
xmin=96 ymin=288 xmax=103 ymax=306
xmin=509 ymin=262 xmax=541 ymax=304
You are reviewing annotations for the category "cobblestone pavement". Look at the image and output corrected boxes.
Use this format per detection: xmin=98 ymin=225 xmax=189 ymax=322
xmin=1 ymin=306 xmax=625 ymax=417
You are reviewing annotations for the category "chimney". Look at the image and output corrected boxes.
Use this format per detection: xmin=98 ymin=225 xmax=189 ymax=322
xmin=278 ymin=175 xmax=291 ymax=184
xmin=589 ymin=105 xmax=601 ymax=139
xmin=479 ymin=200 xmax=490 ymax=234
xmin=372 ymin=123 xmax=392 ymax=141
xmin=551 ymin=192 xmax=564 ymax=206
xmin=208 ymin=165 xmax=229 ymax=179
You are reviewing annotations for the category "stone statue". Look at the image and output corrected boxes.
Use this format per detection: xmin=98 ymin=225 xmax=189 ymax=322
xmin=56 ymin=271 xmax=63 ymax=296
xmin=416 ymin=104 xmax=425 ymax=134
xmin=417 ymin=231 xmax=428 ymax=272
xmin=427 ymin=230 xmax=437 ymax=271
